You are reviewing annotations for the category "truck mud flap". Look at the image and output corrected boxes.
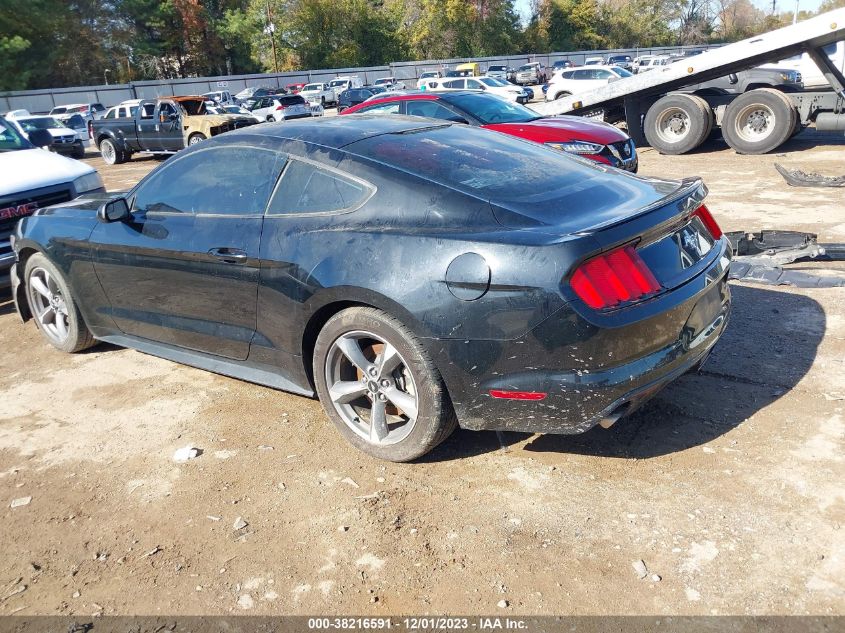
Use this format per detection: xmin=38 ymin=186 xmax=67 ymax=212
xmin=727 ymin=230 xmax=845 ymax=288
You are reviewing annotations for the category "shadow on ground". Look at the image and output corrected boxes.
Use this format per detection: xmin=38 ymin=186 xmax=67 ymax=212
xmin=427 ymin=283 xmax=825 ymax=461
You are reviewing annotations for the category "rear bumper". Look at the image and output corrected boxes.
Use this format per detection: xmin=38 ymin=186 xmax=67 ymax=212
xmin=430 ymin=239 xmax=731 ymax=434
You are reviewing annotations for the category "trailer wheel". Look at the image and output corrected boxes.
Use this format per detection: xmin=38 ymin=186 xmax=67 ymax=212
xmin=721 ymin=88 xmax=796 ymax=154
xmin=644 ymin=94 xmax=711 ymax=155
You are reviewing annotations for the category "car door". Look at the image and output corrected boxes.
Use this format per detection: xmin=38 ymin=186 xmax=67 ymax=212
xmin=156 ymin=102 xmax=185 ymax=151
xmin=251 ymin=97 xmax=271 ymax=121
xmin=90 ymin=145 xmax=287 ymax=360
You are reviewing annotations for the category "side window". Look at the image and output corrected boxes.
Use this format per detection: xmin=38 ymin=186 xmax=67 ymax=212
xmin=573 ymin=69 xmax=590 ymax=80
xmin=104 ymin=109 xmax=116 ymax=119
xmin=141 ymin=104 xmax=155 ymax=118
xmin=561 ymin=71 xmax=574 ymax=79
xmin=466 ymin=79 xmax=482 ymax=89
xmin=405 ymin=100 xmax=458 ymax=120
xmin=267 ymin=160 xmax=373 ymax=216
xmin=446 ymin=79 xmax=466 ymax=89
xmin=359 ymin=102 xmax=402 ymax=115
xmin=133 ymin=147 xmax=287 ymax=216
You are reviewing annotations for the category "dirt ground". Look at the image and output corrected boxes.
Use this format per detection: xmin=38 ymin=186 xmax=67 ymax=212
xmin=1 ymin=126 xmax=844 ymax=617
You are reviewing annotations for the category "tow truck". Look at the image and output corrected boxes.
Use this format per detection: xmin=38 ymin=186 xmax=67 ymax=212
xmin=532 ymin=8 xmax=845 ymax=155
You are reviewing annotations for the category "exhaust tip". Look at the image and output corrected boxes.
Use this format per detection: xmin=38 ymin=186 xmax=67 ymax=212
xmin=598 ymin=403 xmax=630 ymax=429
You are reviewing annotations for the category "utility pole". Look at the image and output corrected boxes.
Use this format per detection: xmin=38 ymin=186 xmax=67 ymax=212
xmin=267 ymin=2 xmax=279 ymax=73
xmin=793 ymin=0 xmax=799 ymax=24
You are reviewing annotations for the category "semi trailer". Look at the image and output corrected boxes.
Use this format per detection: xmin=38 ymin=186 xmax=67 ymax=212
xmin=532 ymin=8 xmax=845 ymax=155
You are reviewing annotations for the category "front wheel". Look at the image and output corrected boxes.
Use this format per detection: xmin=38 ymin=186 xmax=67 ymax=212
xmin=313 ymin=307 xmax=457 ymax=462
xmin=188 ymin=132 xmax=206 ymax=146
xmin=24 ymin=253 xmax=96 ymax=353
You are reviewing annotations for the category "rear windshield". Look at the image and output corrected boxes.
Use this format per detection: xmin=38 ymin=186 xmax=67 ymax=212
xmin=489 ymin=66 xmax=506 ymax=71
xmin=280 ymin=95 xmax=306 ymax=106
xmin=19 ymin=117 xmax=65 ymax=131
xmin=345 ymin=124 xmax=641 ymax=205
xmin=518 ymin=64 xmax=534 ymax=71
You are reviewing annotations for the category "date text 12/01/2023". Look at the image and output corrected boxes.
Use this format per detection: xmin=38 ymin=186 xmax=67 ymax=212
xmin=307 ymin=617 xmax=529 ymax=630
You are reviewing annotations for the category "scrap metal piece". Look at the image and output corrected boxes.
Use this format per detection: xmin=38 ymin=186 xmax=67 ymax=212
xmin=727 ymin=230 xmax=845 ymax=287
xmin=774 ymin=163 xmax=845 ymax=188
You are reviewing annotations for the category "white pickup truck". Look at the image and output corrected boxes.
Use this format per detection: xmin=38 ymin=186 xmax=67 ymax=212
xmin=299 ymin=82 xmax=335 ymax=106
xmin=0 ymin=117 xmax=104 ymax=288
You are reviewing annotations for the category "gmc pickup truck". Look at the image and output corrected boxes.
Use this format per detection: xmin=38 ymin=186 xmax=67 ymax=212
xmin=92 ymin=96 xmax=257 ymax=165
xmin=1 ymin=117 xmax=104 ymax=288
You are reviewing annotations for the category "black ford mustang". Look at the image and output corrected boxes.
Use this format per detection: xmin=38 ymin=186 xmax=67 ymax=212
xmin=10 ymin=115 xmax=731 ymax=461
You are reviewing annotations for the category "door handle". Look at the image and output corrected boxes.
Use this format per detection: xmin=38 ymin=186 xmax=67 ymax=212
xmin=208 ymin=247 xmax=248 ymax=264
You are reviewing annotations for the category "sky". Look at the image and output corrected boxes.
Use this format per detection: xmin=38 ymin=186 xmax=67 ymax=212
xmin=512 ymin=0 xmax=831 ymax=24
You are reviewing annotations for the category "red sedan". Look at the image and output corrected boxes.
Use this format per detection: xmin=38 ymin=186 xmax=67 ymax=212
xmin=340 ymin=91 xmax=638 ymax=171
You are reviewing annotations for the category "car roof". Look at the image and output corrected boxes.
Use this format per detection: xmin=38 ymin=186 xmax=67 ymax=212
xmin=565 ymin=64 xmax=618 ymax=71
xmin=224 ymin=114 xmax=450 ymax=150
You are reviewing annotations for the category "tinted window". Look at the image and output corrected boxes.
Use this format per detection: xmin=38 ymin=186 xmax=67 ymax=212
xmin=104 ymin=109 xmax=116 ymax=119
xmin=573 ymin=69 xmax=590 ymax=79
xmin=561 ymin=70 xmax=574 ymax=79
xmin=441 ymin=93 xmax=537 ymax=124
xmin=279 ymin=95 xmax=306 ymax=106
xmin=594 ymin=69 xmax=613 ymax=79
xmin=404 ymin=100 xmax=459 ymax=120
xmin=346 ymin=125 xmax=662 ymax=221
xmin=133 ymin=146 xmax=286 ymax=216
xmin=443 ymin=79 xmax=465 ymax=89
xmin=268 ymin=160 xmax=373 ymax=216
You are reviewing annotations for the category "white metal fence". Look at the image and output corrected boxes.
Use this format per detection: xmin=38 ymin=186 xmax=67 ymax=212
xmin=1 ymin=45 xmax=718 ymax=114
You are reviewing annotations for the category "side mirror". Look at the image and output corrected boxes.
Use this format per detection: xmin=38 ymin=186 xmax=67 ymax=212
xmin=449 ymin=116 xmax=469 ymax=125
xmin=97 ymin=197 xmax=130 ymax=223
xmin=29 ymin=129 xmax=53 ymax=148
xmin=728 ymin=73 xmax=739 ymax=84
xmin=478 ymin=84 xmax=486 ymax=90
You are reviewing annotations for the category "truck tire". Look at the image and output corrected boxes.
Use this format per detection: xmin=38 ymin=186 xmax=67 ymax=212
xmin=187 ymin=133 xmax=206 ymax=146
xmin=721 ymin=88 xmax=796 ymax=154
xmin=99 ymin=138 xmax=126 ymax=165
xmin=644 ymin=94 xmax=712 ymax=155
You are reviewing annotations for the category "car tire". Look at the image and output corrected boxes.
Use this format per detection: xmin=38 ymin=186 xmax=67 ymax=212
xmin=188 ymin=133 xmax=206 ymax=146
xmin=24 ymin=253 xmax=96 ymax=354
xmin=553 ymin=91 xmax=571 ymax=100
xmin=99 ymin=138 xmax=126 ymax=165
xmin=721 ymin=88 xmax=796 ymax=155
xmin=72 ymin=144 xmax=85 ymax=159
xmin=644 ymin=93 xmax=711 ymax=155
xmin=313 ymin=307 xmax=457 ymax=462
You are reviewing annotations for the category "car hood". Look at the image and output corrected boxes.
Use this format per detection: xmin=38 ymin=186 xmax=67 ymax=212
xmin=485 ymin=116 xmax=628 ymax=144
xmin=0 ymin=148 xmax=95 ymax=197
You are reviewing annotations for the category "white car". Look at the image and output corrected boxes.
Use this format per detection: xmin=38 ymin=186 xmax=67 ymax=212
xmin=249 ymin=94 xmax=313 ymax=122
xmin=202 ymin=90 xmax=234 ymax=105
xmin=761 ymin=41 xmax=844 ymax=89
xmin=6 ymin=115 xmax=86 ymax=158
xmin=416 ymin=71 xmax=441 ymax=88
xmin=0 ymin=116 xmax=103 ymax=288
xmin=48 ymin=103 xmax=107 ymax=119
xmin=373 ymin=77 xmax=406 ymax=91
xmin=545 ymin=65 xmax=633 ymax=101
xmin=633 ymin=55 xmax=656 ymax=73
xmin=422 ymin=76 xmax=527 ymax=103
xmin=638 ymin=55 xmax=672 ymax=73
xmin=327 ymin=76 xmax=363 ymax=104
xmin=584 ymin=57 xmax=605 ymax=66
xmin=299 ymin=82 xmax=334 ymax=106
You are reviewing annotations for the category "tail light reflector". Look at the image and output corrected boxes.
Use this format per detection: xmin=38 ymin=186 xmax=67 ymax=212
xmin=693 ymin=204 xmax=722 ymax=239
xmin=570 ymin=244 xmax=661 ymax=310
xmin=276 ymin=105 xmax=286 ymax=110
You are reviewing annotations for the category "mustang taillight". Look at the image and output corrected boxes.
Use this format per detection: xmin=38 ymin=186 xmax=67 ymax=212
xmin=570 ymin=244 xmax=661 ymax=310
xmin=692 ymin=204 xmax=723 ymax=239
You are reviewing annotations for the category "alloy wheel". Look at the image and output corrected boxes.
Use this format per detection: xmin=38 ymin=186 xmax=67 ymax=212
xmin=655 ymin=107 xmax=691 ymax=143
xmin=324 ymin=331 xmax=419 ymax=446
xmin=27 ymin=267 xmax=70 ymax=345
